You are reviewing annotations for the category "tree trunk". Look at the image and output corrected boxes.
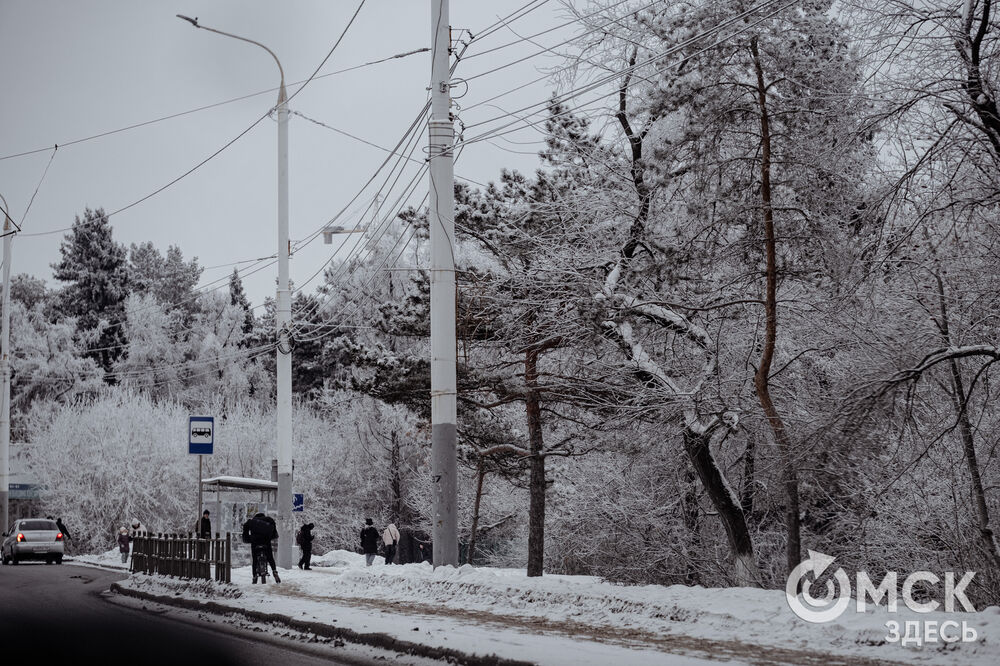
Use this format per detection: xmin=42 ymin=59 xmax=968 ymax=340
xmin=390 ymin=429 xmax=402 ymax=524
xmin=525 ymin=348 xmax=546 ymax=577
xmin=467 ymin=457 xmax=486 ymax=565
xmin=751 ymin=37 xmax=801 ymax=577
xmin=741 ymin=432 xmax=756 ymax=516
xmin=683 ymin=425 xmax=758 ymax=586
xmin=934 ymin=274 xmax=1000 ymax=570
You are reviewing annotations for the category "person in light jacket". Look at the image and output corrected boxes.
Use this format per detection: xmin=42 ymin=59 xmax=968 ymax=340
xmin=381 ymin=522 xmax=400 ymax=565
xmin=130 ymin=519 xmax=148 ymax=538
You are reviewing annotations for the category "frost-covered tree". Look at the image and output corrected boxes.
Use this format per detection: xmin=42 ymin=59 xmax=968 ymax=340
xmin=51 ymin=208 xmax=129 ymax=375
xmin=228 ymin=267 xmax=255 ymax=337
xmin=128 ymin=242 xmax=202 ymax=324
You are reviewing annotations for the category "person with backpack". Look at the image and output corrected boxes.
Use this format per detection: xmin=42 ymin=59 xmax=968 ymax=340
xmin=242 ymin=512 xmax=281 ymax=584
xmin=361 ymin=518 xmax=380 ymax=566
xmin=381 ymin=522 xmax=400 ymax=565
xmin=296 ymin=523 xmax=315 ymax=570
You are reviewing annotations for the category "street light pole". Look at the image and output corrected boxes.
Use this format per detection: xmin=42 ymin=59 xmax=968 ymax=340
xmin=178 ymin=15 xmax=293 ymax=568
xmin=0 ymin=194 xmax=11 ymax=536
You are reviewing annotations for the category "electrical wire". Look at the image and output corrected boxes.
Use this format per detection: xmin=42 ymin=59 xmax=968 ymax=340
xmin=455 ymin=0 xmax=794 ymax=150
xmin=19 ymin=145 xmax=58 ymax=229
xmin=17 ymin=1 xmax=369 ymax=239
xmin=0 ymin=46 xmax=429 ymax=163
xmin=472 ymin=0 xmax=556 ymax=44
xmin=461 ymin=0 xmax=666 ymax=84
xmin=284 ymin=0 xmax=367 ymax=107
xmin=463 ymin=0 xmax=642 ymax=61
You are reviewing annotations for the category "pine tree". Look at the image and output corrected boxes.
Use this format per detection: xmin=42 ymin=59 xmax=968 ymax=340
xmin=228 ymin=268 xmax=255 ymax=336
xmin=51 ymin=208 xmax=129 ymax=375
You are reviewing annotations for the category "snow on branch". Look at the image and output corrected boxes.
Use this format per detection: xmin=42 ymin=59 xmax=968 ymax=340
xmin=885 ymin=344 xmax=1000 ymax=385
xmin=856 ymin=344 xmax=1000 ymax=404
xmin=603 ymin=320 xmax=682 ymax=395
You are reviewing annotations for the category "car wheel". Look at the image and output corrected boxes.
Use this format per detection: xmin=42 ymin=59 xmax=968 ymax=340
xmin=11 ymin=553 xmax=18 ymax=565
xmin=1 ymin=553 xmax=7 ymax=565
xmin=55 ymin=556 xmax=63 ymax=564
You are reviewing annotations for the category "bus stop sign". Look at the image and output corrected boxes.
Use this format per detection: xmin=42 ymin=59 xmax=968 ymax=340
xmin=189 ymin=416 xmax=214 ymax=455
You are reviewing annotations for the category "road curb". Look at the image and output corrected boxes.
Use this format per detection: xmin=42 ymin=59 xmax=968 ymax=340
xmin=109 ymin=582 xmax=533 ymax=666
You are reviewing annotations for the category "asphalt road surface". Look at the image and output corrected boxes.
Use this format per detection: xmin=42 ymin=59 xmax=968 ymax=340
xmin=0 ymin=561 xmax=402 ymax=665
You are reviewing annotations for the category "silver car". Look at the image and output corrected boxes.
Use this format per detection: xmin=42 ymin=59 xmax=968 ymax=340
xmin=2 ymin=518 xmax=65 ymax=564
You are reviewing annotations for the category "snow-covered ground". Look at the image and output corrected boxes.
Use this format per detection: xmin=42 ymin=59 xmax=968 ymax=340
xmin=73 ymin=549 xmax=1000 ymax=665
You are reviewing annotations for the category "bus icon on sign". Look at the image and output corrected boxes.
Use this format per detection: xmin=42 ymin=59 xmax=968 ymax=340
xmin=191 ymin=427 xmax=212 ymax=438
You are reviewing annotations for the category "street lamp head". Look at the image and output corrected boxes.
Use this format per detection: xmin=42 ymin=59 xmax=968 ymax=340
xmin=176 ymin=14 xmax=199 ymax=27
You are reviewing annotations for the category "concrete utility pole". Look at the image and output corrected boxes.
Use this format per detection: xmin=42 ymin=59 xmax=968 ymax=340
xmin=177 ymin=15 xmax=293 ymax=568
xmin=0 ymin=194 xmax=11 ymax=535
xmin=275 ymin=76 xmax=294 ymax=571
xmin=429 ymin=0 xmax=458 ymax=566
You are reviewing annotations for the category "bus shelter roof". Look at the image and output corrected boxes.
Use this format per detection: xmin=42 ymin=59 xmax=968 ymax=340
xmin=200 ymin=476 xmax=278 ymax=492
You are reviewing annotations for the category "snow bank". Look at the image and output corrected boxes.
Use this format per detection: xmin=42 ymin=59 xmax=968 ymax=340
xmin=109 ymin=549 xmax=999 ymax=665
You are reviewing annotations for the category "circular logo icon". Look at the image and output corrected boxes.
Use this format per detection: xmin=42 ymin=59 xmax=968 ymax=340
xmin=786 ymin=550 xmax=852 ymax=623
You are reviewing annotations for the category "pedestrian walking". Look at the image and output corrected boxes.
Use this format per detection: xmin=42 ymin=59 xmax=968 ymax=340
xmin=198 ymin=510 xmax=211 ymax=539
xmin=117 ymin=527 xmax=131 ymax=565
xmin=261 ymin=514 xmax=281 ymax=581
xmin=242 ymin=512 xmax=281 ymax=583
xmin=361 ymin=518 xmax=380 ymax=566
xmin=382 ymin=522 xmax=400 ymax=565
xmin=56 ymin=517 xmax=72 ymax=553
xmin=296 ymin=523 xmax=315 ymax=570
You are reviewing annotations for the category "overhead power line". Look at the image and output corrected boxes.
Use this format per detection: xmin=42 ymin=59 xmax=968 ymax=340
xmin=17 ymin=2 xmax=368 ymax=239
xmin=0 ymin=46 xmax=428 ymax=163
xmin=456 ymin=0 xmax=793 ymax=148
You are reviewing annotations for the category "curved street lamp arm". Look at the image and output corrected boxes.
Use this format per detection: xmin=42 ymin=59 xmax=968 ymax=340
xmin=176 ymin=15 xmax=286 ymax=102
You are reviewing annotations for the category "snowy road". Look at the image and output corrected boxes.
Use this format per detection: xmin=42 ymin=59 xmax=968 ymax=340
xmin=0 ymin=562 xmax=439 ymax=665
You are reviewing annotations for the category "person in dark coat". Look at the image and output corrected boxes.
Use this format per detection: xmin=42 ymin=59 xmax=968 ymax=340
xmin=56 ymin=518 xmax=72 ymax=553
xmin=117 ymin=527 xmax=131 ymax=565
xmin=361 ymin=518 xmax=380 ymax=566
xmin=296 ymin=523 xmax=315 ymax=570
xmin=241 ymin=512 xmax=281 ymax=583
xmin=198 ymin=510 xmax=211 ymax=539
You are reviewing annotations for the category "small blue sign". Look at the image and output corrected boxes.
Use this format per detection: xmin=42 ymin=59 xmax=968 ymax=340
xmin=189 ymin=416 xmax=214 ymax=455
xmin=293 ymin=494 xmax=304 ymax=512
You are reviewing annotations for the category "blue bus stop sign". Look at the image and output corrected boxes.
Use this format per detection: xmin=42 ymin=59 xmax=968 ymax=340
xmin=189 ymin=416 xmax=214 ymax=455
xmin=293 ymin=494 xmax=304 ymax=512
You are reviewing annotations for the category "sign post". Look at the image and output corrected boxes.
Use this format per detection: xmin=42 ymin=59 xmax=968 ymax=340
xmin=189 ymin=416 xmax=214 ymax=527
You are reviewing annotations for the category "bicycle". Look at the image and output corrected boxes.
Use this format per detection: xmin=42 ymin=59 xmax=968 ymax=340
xmin=251 ymin=543 xmax=269 ymax=584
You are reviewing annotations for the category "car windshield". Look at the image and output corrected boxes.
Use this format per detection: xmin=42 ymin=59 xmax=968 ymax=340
xmin=20 ymin=520 xmax=58 ymax=531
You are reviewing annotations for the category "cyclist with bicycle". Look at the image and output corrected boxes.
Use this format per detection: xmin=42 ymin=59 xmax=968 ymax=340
xmin=242 ymin=512 xmax=281 ymax=584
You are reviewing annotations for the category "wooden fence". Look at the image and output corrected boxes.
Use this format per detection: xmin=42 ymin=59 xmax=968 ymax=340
xmin=129 ymin=531 xmax=232 ymax=583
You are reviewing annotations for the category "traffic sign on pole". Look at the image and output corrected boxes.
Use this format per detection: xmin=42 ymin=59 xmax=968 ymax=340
xmin=189 ymin=416 xmax=214 ymax=455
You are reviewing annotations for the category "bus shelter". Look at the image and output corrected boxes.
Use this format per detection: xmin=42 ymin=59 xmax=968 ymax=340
xmin=200 ymin=476 xmax=277 ymax=563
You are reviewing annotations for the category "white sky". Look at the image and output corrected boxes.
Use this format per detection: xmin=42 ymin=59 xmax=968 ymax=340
xmin=0 ymin=0 xmax=578 ymax=307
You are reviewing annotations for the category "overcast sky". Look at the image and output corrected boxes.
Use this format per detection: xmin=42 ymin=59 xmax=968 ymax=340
xmin=0 ymin=1 xmax=580 ymax=307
